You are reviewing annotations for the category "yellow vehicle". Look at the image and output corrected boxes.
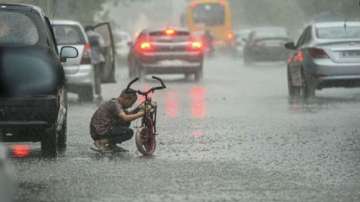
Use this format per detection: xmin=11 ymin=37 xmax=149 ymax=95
xmin=184 ymin=0 xmax=234 ymax=49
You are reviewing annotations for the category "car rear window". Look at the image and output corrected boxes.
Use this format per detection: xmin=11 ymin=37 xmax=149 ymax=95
xmin=53 ymin=25 xmax=85 ymax=45
xmin=253 ymin=28 xmax=288 ymax=39
xmin=0 ymin=10 xmax=39 ymax=46
xmin=316 ymin=26 xmax=360 ymax=39
xmin=149 ymin=31 xmax=190 ymax=42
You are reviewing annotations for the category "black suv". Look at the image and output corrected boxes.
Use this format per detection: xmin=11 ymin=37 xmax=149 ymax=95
xmin=0 ymin=4 xmax=78 ymax=156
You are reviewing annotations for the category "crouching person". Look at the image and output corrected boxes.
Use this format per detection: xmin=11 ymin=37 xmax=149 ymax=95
xmin=90 ymin=89 xmax=144 ymax=153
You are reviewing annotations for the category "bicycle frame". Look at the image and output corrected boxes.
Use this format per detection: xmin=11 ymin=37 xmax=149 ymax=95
xmin=126 ymin=76 xmax=166 ymax=155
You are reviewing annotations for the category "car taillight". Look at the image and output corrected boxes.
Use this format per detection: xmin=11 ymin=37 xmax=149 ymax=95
xmin=81 ymin=43 xmax=92 ymax=64
xmin=11 ymin=145 xmax=30 ymax=158
xmin=293 ymin=51 xmax=304 ymax=62
xmin=308 ymin=48 xmax=329 ymax=59
xmin=135 ymin=40 xmax=154 ymax=53
xmin=188 ymin=41 xmax=203 ymax=52
xmin=165 ymin=29 xmax=176 ymax=36
xmin=140 ymin=42 xmax=151 ymax=50
xmin=227 ymin=32 xmax=234 ymax=40
xmin=192 ymin=41 xmax=203 ymax=49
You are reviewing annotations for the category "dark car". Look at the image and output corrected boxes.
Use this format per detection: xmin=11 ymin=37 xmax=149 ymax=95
xmin=243 ymin=27 xmax=290 ymax=64
xmin=0 ymin=144 xmax=15 ymax=202
xmin=128 ymin=28 xmax=204 ymax=81
xmin=0 ymin=4 xmax=78 ymax=156
xmin=286 ymin=22 xmax=360 ymax=98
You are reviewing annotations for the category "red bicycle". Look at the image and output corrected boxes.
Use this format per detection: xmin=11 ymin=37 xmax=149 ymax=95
xmin=126 ymin=76 xmax=166 ymax=155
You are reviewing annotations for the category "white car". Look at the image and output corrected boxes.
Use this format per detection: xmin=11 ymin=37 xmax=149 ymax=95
xmin=52 ymin=20 xmax=95 ymax=101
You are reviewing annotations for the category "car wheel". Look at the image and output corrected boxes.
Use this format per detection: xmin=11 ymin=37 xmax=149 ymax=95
xmin=79 ymin=86 xmax=94 ymax=102
xmin=300 ymin=70 xmax=316 ymax=99
xmin=194 ymin=68 xmax=203 ymax=82
xmin=303 ymin=83 xmax=316 ymax=98
xmin=57 ymin=117 xmax=67 ymax=150
xmin=41 ymin=125 xmax=58 ymax=157
xmin=243 ymin=54 xmax=252 ymax=66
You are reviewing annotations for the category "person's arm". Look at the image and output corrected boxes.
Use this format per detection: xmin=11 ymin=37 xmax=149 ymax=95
xmin=127 ymin=107 xmax=141 ymax=115
xmin=118 ymin=111 xmax=144 ymax=122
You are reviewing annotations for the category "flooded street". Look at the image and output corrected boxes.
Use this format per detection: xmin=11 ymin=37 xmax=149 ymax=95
xmin=12 ymin=57 xmax=360 ymax=202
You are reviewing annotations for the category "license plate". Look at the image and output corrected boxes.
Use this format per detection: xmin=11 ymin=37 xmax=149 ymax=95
xmin=342 ymin=51 xmax=360 ymax=58
xmin=159 ymin=60 xmax=183 ymax=66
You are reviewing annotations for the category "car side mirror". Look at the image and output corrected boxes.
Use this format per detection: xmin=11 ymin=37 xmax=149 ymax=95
xmin=60 ymin=46 xmax=79 ymax=62
xmin=285 ymin=42 xmax=297 ymax=50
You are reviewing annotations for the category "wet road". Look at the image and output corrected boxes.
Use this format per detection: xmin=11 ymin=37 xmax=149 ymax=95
xmin=11 ymin=57 xmax=360 ymax=202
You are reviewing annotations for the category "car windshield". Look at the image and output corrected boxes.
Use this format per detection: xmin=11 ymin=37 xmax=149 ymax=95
xmin=53 ymin=25 xmax=85 ymax=45
xmin=192 ymin=3 xmax=225 ymax=26
xmin=316 ymin=25 xmax=360 ymax=39
xmin=0 ymin=10 xmax=39 ymax=46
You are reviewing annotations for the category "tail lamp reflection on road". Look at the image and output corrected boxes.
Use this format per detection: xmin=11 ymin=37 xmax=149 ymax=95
xmin=11 ymin=145 xmax=30 ymax=158
xmin=192 ymin=130 xmax=204 ymax=138
xmin=165 ymin=91 xmax=178 ymax=118
xmin=191 ymin=87 xmax=206 ymax=119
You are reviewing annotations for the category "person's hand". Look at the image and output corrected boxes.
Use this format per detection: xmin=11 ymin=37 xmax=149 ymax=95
xmin=139 ymin=104 xmax=155 ymax=113
xmin=138 ymin=103 xmax=146 ymax=110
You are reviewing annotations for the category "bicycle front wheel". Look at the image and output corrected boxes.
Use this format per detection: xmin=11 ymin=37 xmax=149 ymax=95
xmin=135 ymin=119 xmax=156 ymax=156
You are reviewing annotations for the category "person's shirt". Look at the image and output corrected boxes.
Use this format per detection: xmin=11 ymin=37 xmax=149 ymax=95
xmin=86 ymin=30 xmax=105 ymax=64
xmin=90 ymin=99 xmax=127 ymax=136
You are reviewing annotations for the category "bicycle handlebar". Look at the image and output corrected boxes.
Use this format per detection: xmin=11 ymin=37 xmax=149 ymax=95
xmin=125 ymin=76 xmax=166 ymax=96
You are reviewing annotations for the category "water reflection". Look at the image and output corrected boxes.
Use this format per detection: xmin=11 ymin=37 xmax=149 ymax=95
xmin=191 ymin=86 xmax=206 ymax=119
xmin=192 ymin=130 xmax=204 ymax=138
xmin=165 ymin=91 xmax=178 ymax=118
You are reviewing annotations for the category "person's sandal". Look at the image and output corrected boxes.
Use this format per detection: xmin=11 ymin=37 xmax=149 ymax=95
xmin=91 ymin=143 xmax=113 ymax=154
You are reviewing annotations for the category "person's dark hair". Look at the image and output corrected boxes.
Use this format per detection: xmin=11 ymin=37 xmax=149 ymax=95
xmin=120 ymin=88 xmax=137 ymax=100
xmin=85 ymin=25 xmax=94 ymax=32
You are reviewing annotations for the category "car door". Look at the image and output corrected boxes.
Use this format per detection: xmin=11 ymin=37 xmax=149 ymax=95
xmin=94 ymin=22 xmax=116 ymax=83
xmin=288 ymin=26 xmax=311 ymax=86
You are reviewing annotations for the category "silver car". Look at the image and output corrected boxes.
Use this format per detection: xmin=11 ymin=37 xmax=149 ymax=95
xmin=286 ymin=21 xmax=360 ymax=98
xmin=52 ymin=20 xmax=95 ymax=101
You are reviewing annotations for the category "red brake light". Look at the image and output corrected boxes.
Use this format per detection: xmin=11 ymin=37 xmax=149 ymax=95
xmin=140 ymin=42 xmax=151 ymax=50
xmin=135 ymin=38 xmax=154 ymax=53
xmin=308 ymin=48 xmax=329 ymax=59
xmin=188 ymin=40 xmax=203 ymax=52
xmin=293 ymin=51 xmax=305 ymax=62
xmin=192 ymin=41 xmax=203 ymax=49
xmin=81 ymin=43 xmax=92 ymax=64
xmin=12 ymin=145 xmax=30 ymax=158
xmin=227 ymin=32 xmax=234 ymax=40
xmin=165 ymin=29 xmax=176 ymax=36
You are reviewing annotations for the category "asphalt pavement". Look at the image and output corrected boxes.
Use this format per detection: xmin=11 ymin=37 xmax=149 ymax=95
xmin=9 ymin=57 xmax=360 ymax=202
